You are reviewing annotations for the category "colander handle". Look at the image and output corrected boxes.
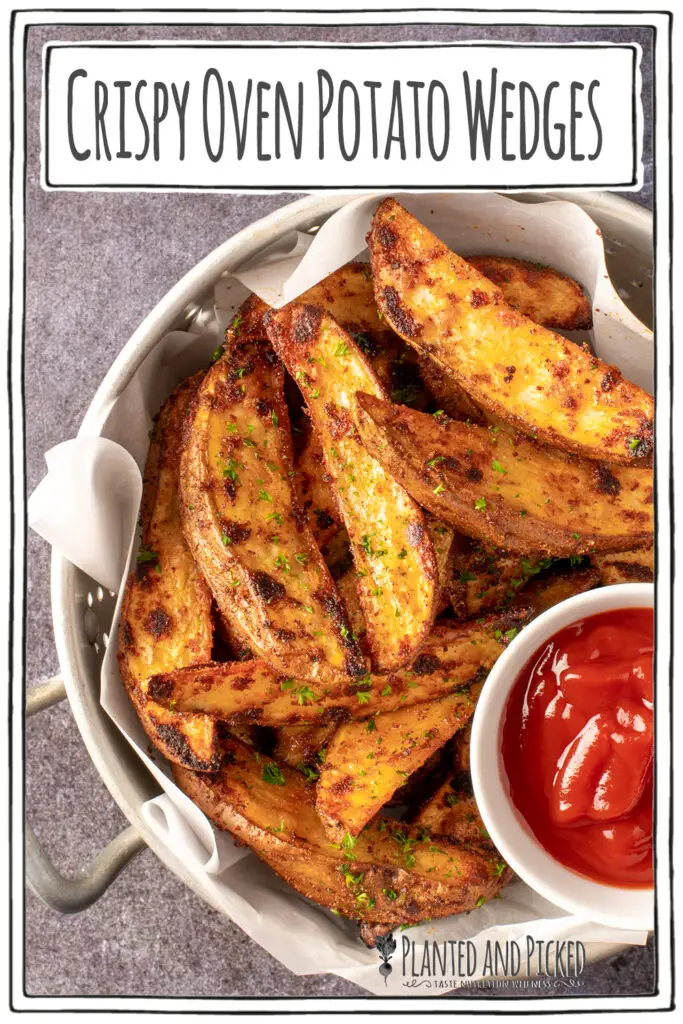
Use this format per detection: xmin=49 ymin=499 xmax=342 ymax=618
xmin=26 ymin=677 xmax=146 ymax=913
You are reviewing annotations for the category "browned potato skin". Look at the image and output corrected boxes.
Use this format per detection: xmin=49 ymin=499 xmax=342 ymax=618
xmin=592 ymin=545 xmax=654 ymax=585
xmin=265 ymin=304 xmax=438 ymax=673
xmin=466 ymin=255 xmax=592 ymax=331
xmin=293 ymin=425 xmax=343 ymax=551
xmin=272 ymin=724 xmax=338 ymax=769
xmin=356 ymin=394 xmax=654 ymax=557
xmin=173 ymin=738 xmax=510 ymax=927
xmin=419 ymin=256 xmax=592 ymax=425
xmin=516 ymin=565 xmax=601 ymax=616
xmin=180 ymin=341 xmax=363 ymax=685
xmin=449 ymin=543 xmax=548 ymax=620
xmin=368 ymin=198 xmax=653 ymax=467
xmin=234 ymin=262 xmax=384 ymax=343
xmin=412 ymin=779 xmax=487 ymax=844
xmin=336 ymin=516 xmax=456 ymax=640
xmin=117 ymin=376 xmax=222 ymax=772
xmin=148 ymin=610 xmax=529 ymax=726
xmin=316 ymin=687 xmax=481 ymax=842
xmin=419 ymin=354 xmax=488 ymax=424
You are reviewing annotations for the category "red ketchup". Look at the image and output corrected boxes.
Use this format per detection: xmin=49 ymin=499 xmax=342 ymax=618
xmin=502 ymin=608 xmax=654 ymax=888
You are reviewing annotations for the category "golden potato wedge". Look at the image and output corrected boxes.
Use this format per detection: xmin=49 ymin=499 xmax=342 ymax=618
xmin=466 ymin=255 xmax=592 ymax=331
xmin=232 ymin=262 xmax=384 ymax=344
xmin=272 ymin=723 xmax=338 ymax=770
xmin=449 ymin=543 xmax=551 ymax=619
xmin=368 ymin=198 xmax=653 ymax=466
xmin=592 ymin=545 xmax=654 ymax=585
xmin=452 ymin=720 xmax=472 ymax=775
xmin=336 ymin=515 xmax=456 ymax=639
xmin=174 ymin=738 xmax=510 ymax=927
xmin=316 ymin=690 xmax=480 ymax=842
xmin=118 ymin=376 xmax=222 ymax=772
xmin=516 ymin=564 xmax=601 ymax=616
xmin=412 ymin=779 xmax=485 ymax=843
xmin=356 ymin=394 xmax=653 ymax=556
xmin=419 ymin=353 xmax=488 ymax=425
xmin=293 ymin=425 xmax=343 ymax=551
xmin=265 ymin=304 xmax=438 ymax=672
xmin=180 ymin=340 xmax=363 ymax=685
xmin=148 ymin=610 xmax=529 ymax=726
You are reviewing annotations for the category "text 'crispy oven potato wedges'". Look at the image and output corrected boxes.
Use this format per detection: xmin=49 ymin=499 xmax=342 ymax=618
xmin=118 ymin=376 xmax=222 ymax=772
xmin=466 ymin=255 xmax=592 ymax=331
xmin=265 ymin=304 xmax=438 ymax=672
xmin=368 ymin=198 xmax=653 ymax=466
xmin=173 ymin=738 xmax=511 ymax=927
xmin=180 ymin=340 xmax=364 ymax=685
xmin=316 ymin=687 xmax=482 ymax=843
xmin=355 ymin=394 xmax=653 ymax=556
xmin=148 ymin=611 xmax=529 ymax=726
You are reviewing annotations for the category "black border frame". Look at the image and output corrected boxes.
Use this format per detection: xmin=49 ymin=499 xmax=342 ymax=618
xmin=8 ymin=6 xmax=673 ymax=1014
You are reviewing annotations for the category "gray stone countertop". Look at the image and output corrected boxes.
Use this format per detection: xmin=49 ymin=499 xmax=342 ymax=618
xmin=24 ymin=20 xmax=654 ymax=1000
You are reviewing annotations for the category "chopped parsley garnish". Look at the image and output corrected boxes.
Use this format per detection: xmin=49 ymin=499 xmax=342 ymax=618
xmin=474 ymin=497 xmax=487 ymax=511
xmin=262 ymin=763 xmax=286 ymax=786
xmin=258 ymin=489 xmax=273 ymax=503
xmin=297 ymin=763 xmax=319 ymax=782
xmin=433 ymin=483 xmax=445 ymax=495
xmin=491 ymin=459 xmax=507 ymax=474
xmin=266 ymin=511 xmax=284 ymax=525
xmin=137 ymin=545 xmax=158 ymax=564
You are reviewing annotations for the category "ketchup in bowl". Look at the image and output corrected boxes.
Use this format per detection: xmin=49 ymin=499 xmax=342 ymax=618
xmin=501 ymin=607 xmax=654 ymax=889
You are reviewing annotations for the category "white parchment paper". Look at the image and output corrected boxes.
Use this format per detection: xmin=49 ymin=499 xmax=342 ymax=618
xmin=28 ymin=192 xmax=652 ymax=994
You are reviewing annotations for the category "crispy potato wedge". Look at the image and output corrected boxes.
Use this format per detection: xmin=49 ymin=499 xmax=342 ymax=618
xmin=293 ymin=424 xmax=343 ymax=551
xmin=412 ymin=778 xmax=486 ymax=843
xmin=174 ymin=738 xmax=510 ymax=927
xmin=234 ymin=262 xmax=385 ymax=343
xmin=516 ymin=564 xmax=601 ymax=616
xmin=452 ymin=720 xmax=472 ymax=775
xmin=592 ymin=545 xmax=654 ymax=585
xmin=449 ymin=543 xmax=556 ymax=619
xmin=356 ymin=394 xmax=653 ymax=556
xmin=265 ymin=304 xmax=438 ymax=672
xmin=316 ymin=690 xmax=481 ymax=842
xmin=118 ymin=376 xmax=222 ymax=772
xmin=336 ymin=515 xmax=456 ymax=640
xmin=180 ymin=340 xmax=363 ymax=685
xmin=272 ymin=724 xmax=338 ymax=770
xmin=418 ymin=354 xmax=488 ymax=425
xmin=368 ymin=198 xmax=653 ymax=466
xmin=148 ymin=610 xmax=528 ymax=725
xmin=418 ymin=255 xmax=592 ymax=425
xmin=466 ymin=255 xmax=592 ymax=331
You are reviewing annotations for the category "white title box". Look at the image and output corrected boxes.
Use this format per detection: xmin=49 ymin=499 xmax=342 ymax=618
xmin=43 ymin=42 xmax=640 ymax=190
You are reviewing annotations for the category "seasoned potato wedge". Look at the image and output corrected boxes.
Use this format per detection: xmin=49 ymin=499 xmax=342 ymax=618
xmin=368 ymin=198 xmax=653 ymax=466
xmin=466 ymin=255 xmax=592 ymax=331
xmin=592 ymin=545 xmax=654 ymax=585
xmin=412 ymin=778 xmax=488 ymax=844
xmin=336 ymin=516 xmax=456 ymax=639
xmin=452 ymin=720 xmax=472 ymax=775
xmin=118 ymin=376 xmax=222 ymax=772
xmin=148 ymin=611 xmax=528 ymax=725
xmin=419 ymin=354 xmax=489 ymax=425
xmin=180 ymin=341 xmax=363 ymax=684
xmin=293 ymin=425 xmax=343 ymax=551
xmin=356 ymin=394 xmax=653 ymax=556
xmin=265 ymin=304 xmax=438 ymax=672
xmin=234 ymin=262 xmax=385 ymax=343
xmin=174 ymin=738 xmax=510 ymax=927
xmin=272 ymin=724 xmax=338 ymax=770
xmin=449 ymin=543 xmax=550 ymax=620
xmin=516 ymin=564 xmax=601 ymax=616
xmin=316 ymin=690 xmax=481 ymax=842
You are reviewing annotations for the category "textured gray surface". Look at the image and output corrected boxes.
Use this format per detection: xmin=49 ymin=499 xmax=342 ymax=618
xmin=23 ymin=21 xmax=655 ymax=1000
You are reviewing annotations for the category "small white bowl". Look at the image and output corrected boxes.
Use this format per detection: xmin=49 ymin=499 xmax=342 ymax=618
xmin=471 ymin=582 xmax=654 ymax=932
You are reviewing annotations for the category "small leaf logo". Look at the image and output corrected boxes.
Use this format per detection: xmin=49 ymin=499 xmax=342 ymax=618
xmin=375 ymin=933 xmax=397 ymax=985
